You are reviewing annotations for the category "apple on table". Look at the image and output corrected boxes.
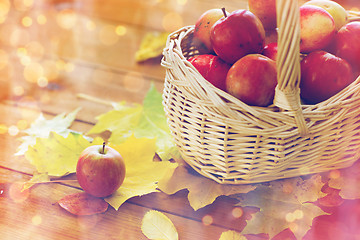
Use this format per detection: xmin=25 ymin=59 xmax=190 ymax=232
xmin=76 ymin=143 xmax=126 ymax=198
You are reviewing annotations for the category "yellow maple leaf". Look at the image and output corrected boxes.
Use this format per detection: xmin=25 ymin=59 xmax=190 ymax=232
xmin=135 ymin=32 xmax=169 ymax=62
xmin=141 ymin=210 xmax=178 ymax=240
xmin=105 ymin=135 xmax=177 ymax=210
xmin=25 ymin=132 xmax=104 ymax=177
xmin=219 ymin=230 xmax=247 ymax=240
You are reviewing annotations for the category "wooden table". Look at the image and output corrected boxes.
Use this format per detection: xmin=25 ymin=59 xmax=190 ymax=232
xmin=1 ymin=0 xmax=360 ymax=239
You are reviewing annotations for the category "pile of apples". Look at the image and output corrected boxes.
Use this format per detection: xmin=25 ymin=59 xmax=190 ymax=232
xmin=189 ymin=0 xmax=360 ymax=106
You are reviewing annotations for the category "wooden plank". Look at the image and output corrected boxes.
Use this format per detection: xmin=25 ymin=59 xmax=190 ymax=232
xmin=0 ymin=167 xmax=243 ymax=240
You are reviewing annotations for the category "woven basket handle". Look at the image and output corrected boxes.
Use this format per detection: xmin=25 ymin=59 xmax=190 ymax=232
xmin=274 ymin=0 xmax=309 ymax=136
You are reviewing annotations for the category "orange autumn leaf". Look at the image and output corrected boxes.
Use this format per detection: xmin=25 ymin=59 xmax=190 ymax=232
xmin=58 ymin=192 xmax=108 ymax=216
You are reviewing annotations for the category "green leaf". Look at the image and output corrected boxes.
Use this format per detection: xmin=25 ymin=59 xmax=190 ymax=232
xmin=25 ymin=132 xmax=103 ymax=177
xmin=157 ymin=160 xmax=256 ymax=211
xmin=238 ymin=175 xmax=328 ymax=239
xmin=105 ymin=135 xmax=177 ymax=210
xmin=141 ymin=210 xmax=178 ymax=240
xmin=88 ymin=84 xmax=179 ymax=161
xmin=16 ymin=108 xmax=82 ymax=156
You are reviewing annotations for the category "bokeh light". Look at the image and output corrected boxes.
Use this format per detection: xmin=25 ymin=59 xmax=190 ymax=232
xmin=85 ymin=19 xmax=96 ymax=31
xmin=17 ymin=119 xmax=28 ymax=130
xmin=232 ymin=207 xmax=244 ymax=218
xmin=21 ymin=16 xmax=33 ymax=27
xmin=56 ymin=9 xmax=77 ymax=29
xmin=8 ymin=125 xmax=19 ymax=136
xmin=115 ymin=25 xmax=127 ymax=36
xmin=9 ymin=182 xmax=29 ymax=203
xmin=36 ymin=14 xmax=47 ymax=25
xmin=23 ymin=62 xmax=44 ymax=83
xmin=202 ymin=215 xmax=213 ymax=226
xmin=0 ymin=0 xmax=10 ymax=24
xmin=32 ymin=215 xmax=42 ymax=226
xmin=13 ymin=85 xmax=25 ymax=96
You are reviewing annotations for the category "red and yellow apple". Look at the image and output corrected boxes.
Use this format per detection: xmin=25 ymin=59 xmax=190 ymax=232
xmin=226 ymin=54 xmax=277 ymax=106
xmin=76 ymin=143 xmax=126 ymax=198
xmin=262 ymin=42 xmax=278 ymax=61
xmin=335 ymin=21 xmax=360 ymax=74
xmin=210 ymin=9 xmax=266 ymax=64
xmin=193 ymin=8 xmax=230 ymax=52
xmin=300 ymin=5 xmax=336 ymax=53
xmin=188 ymin=54 xmax=231 ymax=91
xmin=303 ymin=0 xmax=348 ymax=31
xmin=300 ymin=50 xmax=354 ymax=104
xmin=248 ymin=0 xmax=277 ymax=30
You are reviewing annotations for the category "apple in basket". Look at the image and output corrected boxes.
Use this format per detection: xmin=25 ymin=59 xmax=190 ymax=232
xmin=335 ymin=22 xmax=360 ymax=74
xmin=248 ymin=0 xmax=277 ymax=30
xmin=193 ymin=8 xmax=230 ymax=53
xmin=226 ymin=54 xmax=277 ymax=107
xmin=302 ymin=0 xmax=348 ymax=31
xmin=262 ymin=42 xmax=278 ymax=61
xmin=188 ymin=54 xmax=231 ymax=91
xmin=300 ymin=50 xmax=354 ymax=104
xmin=299 ymin=5 xmax=336 ymax=53
xmin=210 ymin=9 xmax=266 ymax=64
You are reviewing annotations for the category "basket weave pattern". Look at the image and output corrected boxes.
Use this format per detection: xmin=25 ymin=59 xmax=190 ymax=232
xmin=161 ymin=0 xmax=360 ymax=184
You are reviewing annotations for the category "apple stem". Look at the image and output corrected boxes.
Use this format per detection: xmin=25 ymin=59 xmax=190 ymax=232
xmin=102 ymin=142 xmax=106 ymax=154
xmin=221 ymin=7 xmax=227 ymax=18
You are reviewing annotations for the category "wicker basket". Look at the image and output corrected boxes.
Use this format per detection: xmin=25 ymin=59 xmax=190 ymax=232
xmin=161 ymin=0 xmax=360 ymax=184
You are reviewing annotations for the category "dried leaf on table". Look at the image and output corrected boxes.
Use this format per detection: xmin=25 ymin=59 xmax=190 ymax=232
xmin=157 ymin=161 xmax=256 ymax=211
xmin=328 ymin=160 xmax=360 ymax=199
xmin=87 ymin=83 xmax=179 ymax=161
xmin=15 ymin=108 xmax=82 ymax=156
xmin=141 ymin=210 xmax=178 ymax=240
xmin=105 ymin=135 xmax=177 ymax=210
xmin=58 ymin=192 xmax=108 ymax=216
xmin=238 ymin=174 xmax=328 ymax=239
xmin=219 ymin=230 xmax=247 ymax=240
xmin=135 ymin=32 xmax=169 ymax=62
xmin=24 ymin=131 xmax=104 ymax=177
xmin=22 ymin=172 xmax=51 ymax=191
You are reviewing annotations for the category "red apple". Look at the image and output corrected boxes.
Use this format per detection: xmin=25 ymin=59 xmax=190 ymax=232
xmin=335 ymin=21 xmax=360 ymax=74
xmin=300 ymin=5 xmax=336 ymax=53
xmin=76 ymin=143 xmax=126 ymax=198
xmin=188 ymin=54 xmax=231 ymax=91
xmin=210 ymin=9 xmax=266 ymax=64
xmin=303 ymin=0 xmax=348 ymax=31
xmin=262 ymin=42 xmax=278 ymax=61
xmin=193 ymin=8 xmax=230 ymax=52
xmin=300 ymin=50 xmax=354 ymax=104
xmin=226 ymin=54 xmax=277 ymax=106
xmin=248 ymin=0 xmax=277 ymax=30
